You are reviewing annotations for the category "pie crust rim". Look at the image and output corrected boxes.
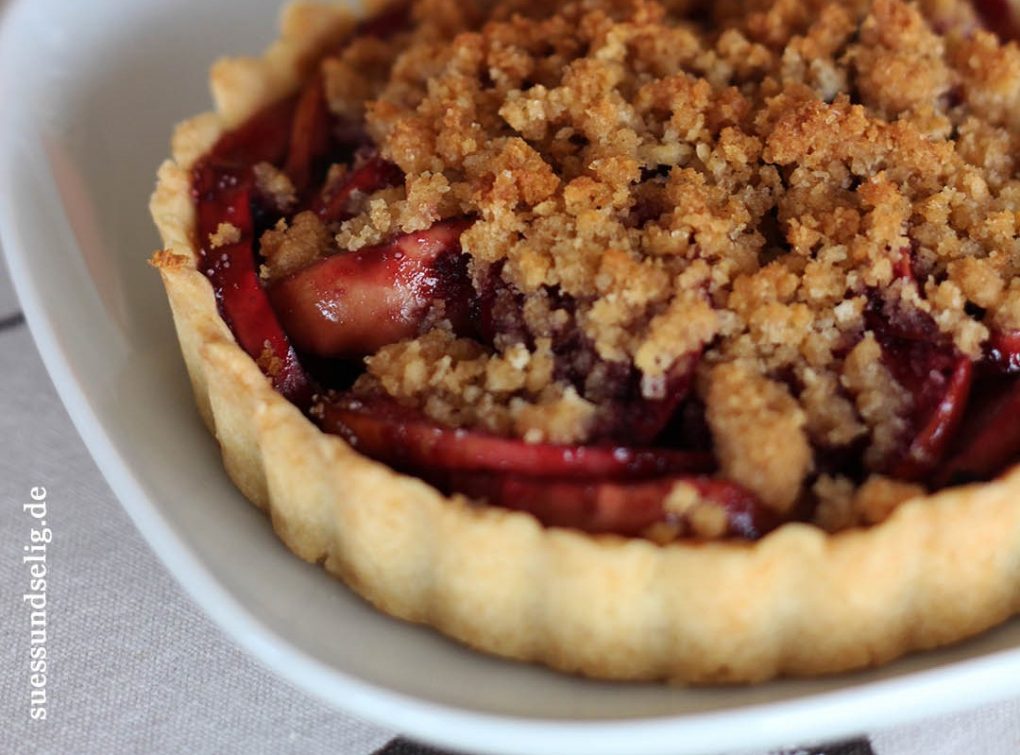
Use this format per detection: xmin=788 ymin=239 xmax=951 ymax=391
xmin=149 ymin=0 xmax=1020 ymax=683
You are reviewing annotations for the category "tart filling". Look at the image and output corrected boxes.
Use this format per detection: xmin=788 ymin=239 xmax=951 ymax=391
xmin=185 ymin=0 xmax=1020 ymax=542
xmin=149 ymin=0 xmax=1020 ymax=684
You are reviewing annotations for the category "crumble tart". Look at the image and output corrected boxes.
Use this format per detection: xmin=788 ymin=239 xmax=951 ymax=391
xmin=151 ymin=0 xmax=1020 ymax=682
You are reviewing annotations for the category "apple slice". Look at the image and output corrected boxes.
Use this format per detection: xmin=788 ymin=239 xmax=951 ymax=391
xmin=887 ymin=355 xmax=972 ymax=481
xmin=867 ymin=302 xmax=974 ymax=480
xmin=269 ymin=220 xmax=473 ymax=358
xmin=315 ymin=393 xmax=766 ymax=539
xmin=310 ymin=152 xmax=404 ymax=222
xmin=318 ymin=394 xmax=715 ymax=479
xmin=986 ymin=329 xmax=1020 ymax=373
xmin=936 ymin=377 xmax=1020 ymax=487
xmin=595 ymin=354 xmax=701 ymax=446
xmin=283 ymin=72 xmax=332 ymax=194
xmin=449 ymin=472 xmax=774 ymax=539
xmin=191 ymin=90 xmax=328 ymax=406
xmin=193 ymin=169 xmax=313 ymax=405
xmin=200 ymin=98 xmax=297 ymax=170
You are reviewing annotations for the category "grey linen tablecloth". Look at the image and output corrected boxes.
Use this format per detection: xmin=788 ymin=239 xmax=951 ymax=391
xmin=3 ymin=256 xmax=1020 ymax=755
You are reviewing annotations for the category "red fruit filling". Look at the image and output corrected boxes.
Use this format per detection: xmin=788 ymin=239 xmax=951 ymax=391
xmin=472 ymin=269 xmax=703 ymax=447
xmin=892 ymin=246 xmax=915 ymax=282
xmin=986 ymin=329 xmax=1020 ymax=374
xmin=192 ymin=103 xmax=313 ymax=406
xmin=886 ymin=355 xmax=972 ymax=481
xmin=595 ymin=354 xmax=700 ymax=446
xmin=188 ymin=4 xmax=1020 ymax=541
xmin=283 ymin=73 xmax=331 ymax=194
xmin=449 ymin=473 xmax=775 ymax=539
xmin=974 ymin=0 xmax=1020 ymax=39
xmin=937 ymin=378 xmax=1020 ymax=486
xmin=318 ymin=394 xmax=715 ymax=479
xmin=317 ymin=393 xmax=769 ymax=539
xmin=867 ymin=298 xmax=974 ymax=480
xmin=310 ymin=152 xmax=404 ymax=222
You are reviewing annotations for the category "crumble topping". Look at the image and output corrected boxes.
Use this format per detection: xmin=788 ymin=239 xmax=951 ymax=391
xmin=841 ymin=332 xmax=912 ymax=468
xmin=259 ymin=211 xmax=330 ymax=281
xmin=257 ymin=0 xmax=1020 ymax=524
xmin=209 ymin=222 xmax=241 ymax=249
xmin=253 ymin=162 xmax=298 ymax=211
xmin=660 ymin=481 xmax=731 ymax=539
xmin=356 ymin=328 xmax=597 ymax=443
xmin=813 ymin=473 xmax=926 ymax=530
xmin=335 ymin=171 xmax=455 ymax=248
xmin=703 ymin=360 xmax=811 ymax=511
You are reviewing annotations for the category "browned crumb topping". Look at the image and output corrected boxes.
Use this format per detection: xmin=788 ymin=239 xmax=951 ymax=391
xmin=812 ymin=473 xmax=926 ymax=530
xmin=841 ymin=333 xmax=912 ymax=468
xmin=703 ymin=360 xmax=811 ymax=512
xmin=209 ymin=222 xmax=241 ymax=249
xmin=267 ymin=0 xmax=1020 ymax=524
xmin=336 ymin=172 xmax=456 ymax=248
xmin=259 ymin=211 xmax=330 ymax=281
xmin=256 ymin=340 xmax=285 ymax=378
xmin=659 ymin=480 xmax=732 ymax=538
xmin=149 ymin=250 xmax=191 ymax=270
xmin=253 ymin=162 xmax=298 ymax=212
xmin=356 ymin=328 xmax=597 ymax=443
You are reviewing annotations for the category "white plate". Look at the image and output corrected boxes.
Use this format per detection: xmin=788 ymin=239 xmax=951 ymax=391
xmin=2 ymin=1 xmax=1020 ymax=752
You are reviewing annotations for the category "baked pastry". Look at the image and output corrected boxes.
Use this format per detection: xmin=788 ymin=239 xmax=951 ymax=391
xmin=150 ymin=0 xmax=1020 ymax=682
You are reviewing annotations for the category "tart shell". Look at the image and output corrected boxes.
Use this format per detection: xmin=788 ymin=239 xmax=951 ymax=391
xmin=150 ymin=0 xmax=1020 ymax=683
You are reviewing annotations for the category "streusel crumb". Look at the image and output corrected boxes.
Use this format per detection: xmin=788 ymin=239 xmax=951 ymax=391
xmin=357 ymin=328 xmax=596 ymax=443
xmin=253 ymin=162 xmax=298 ymax=211
xmin=663 ymin=481 xmax=731 ymax=538
xmin=209 ymin=222 xmax=241 ymax=249
xmin=704 ymin=360 xmax=811 ymax=512
xmin=260 ymin=212 xmax=331 ymax=281
xmin=813 ymin=473 xmax=926 ymax=530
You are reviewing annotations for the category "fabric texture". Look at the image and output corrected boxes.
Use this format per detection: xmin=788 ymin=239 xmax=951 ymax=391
xmin=1 ymin=255 xmax=1018 ymax=754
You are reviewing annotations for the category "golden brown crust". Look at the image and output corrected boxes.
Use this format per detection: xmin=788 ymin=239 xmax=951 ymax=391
xmin=150 ymin=0 xmax=1020 ymax=683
